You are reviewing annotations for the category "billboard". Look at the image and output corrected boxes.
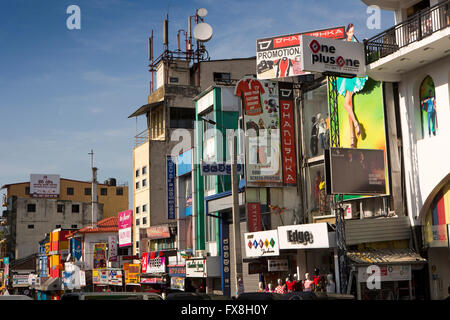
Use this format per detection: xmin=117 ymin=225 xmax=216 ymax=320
xmin=118 ymin=210 xmax=132 ymax=247
xmin=30 ymin=174 xmax=60 ymax=198
xmin=300 ymin=35 xmax=365 ymax=77
xmin=235 ymin=77 xmax=283 ymax=186
xmin=108 ymin=236 xmax=118 ymax=262
xmin=326 ymin=147 xmax=387 ymax=195
xmin=256 ymin=26 xmax=345 ymax=79
xmin=93 ymin=243 xmax=107 ymax=269
xmin=327 ymin=76 xmax=390 ymax=199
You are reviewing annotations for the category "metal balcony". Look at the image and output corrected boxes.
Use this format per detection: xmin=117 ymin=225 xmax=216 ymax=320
xmin=365 ymin=0 xmax=450 ymax=64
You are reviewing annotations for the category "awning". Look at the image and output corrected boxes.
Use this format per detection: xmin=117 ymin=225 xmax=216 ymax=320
xmin=39 ymin=277 xmax=62 ymax=291
xmin=347 ymin=248 xmax=427 ymax=266
xmin=128 ymin=101 xmax=163 ymax=118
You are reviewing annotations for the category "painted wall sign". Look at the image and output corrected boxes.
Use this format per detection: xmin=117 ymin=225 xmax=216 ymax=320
xmin=167 ymin=156 xmax=176 ymax=220
xmin=244 ymin=230 xmax=280 ymax=257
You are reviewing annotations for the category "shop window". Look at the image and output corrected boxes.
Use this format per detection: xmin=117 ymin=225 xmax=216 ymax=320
xmin=418 ymin=75 xmax=437 ymax=139
xmin=302 ymin=83 xmax=330 ymax=159
xmin=304 ymin=163 xmax=332 ymax=224
xmin=27 ymin=203 xmax=36 ymax=212
xmin=100 ymin=188 xmax=107 ymax=196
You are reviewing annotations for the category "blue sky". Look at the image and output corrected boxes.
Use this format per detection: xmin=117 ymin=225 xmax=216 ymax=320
xmin=0 ymin=0 xmax=394 ymax=208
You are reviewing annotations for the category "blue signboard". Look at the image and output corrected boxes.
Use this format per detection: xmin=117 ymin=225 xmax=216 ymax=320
xmin=220 ymin=219 xmax=231 ymax=297
xmin=167 ymin=156 xmax=176 ymax=220
xmin=177 ymin=149 xmax=193 ymax=177
xmin=201 ymin=162 xmax=244 ymax=176
xmin=71 ymin=238 xmax=82 ymax=261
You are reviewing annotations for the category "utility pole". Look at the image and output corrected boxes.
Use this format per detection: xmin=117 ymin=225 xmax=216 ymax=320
xmin=89 ymin=150 xmax=98 ymax=228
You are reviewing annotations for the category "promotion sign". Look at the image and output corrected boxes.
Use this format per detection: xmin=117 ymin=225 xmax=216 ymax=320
xmin=141 ymin=252 xmax=149 ymax=273
xmin=244 ymin=229 xmax=279 ymax=258
xmin=167 ymin=156 xmax=176 ymax=220
xmin=256 ymin=26 xmax=345 ymax=79
xmin=30 ymin=174 xmax=60 ymax=198
xmin=108 ymin=270 xmax=123 ymax=286
xmin=108 ymin=236 xmax=118 ymax=262
xmin=118 ymin=210 xmax=132 ymax=247
xmin=147 ymin=257 xmax=166 ymax=274
xmin=235 ymin=77 xmax=283 ymax=186
xmin=300 ymin=35 xmax=365 ymax=77
xmin=93 ymin=243 xmax=107 ymax=269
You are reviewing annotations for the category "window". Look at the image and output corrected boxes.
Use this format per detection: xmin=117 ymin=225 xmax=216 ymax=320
xmin=72 ymin=204 xmax=80 ymax=213
xmin=85 ymin=188 xmax=91 ymax=196
xmin=71 ymin=224 xmax=77 ymax=229
xmin=27 ymin=224 xmax=34 ymax=229
xmin=142 ymin=204 xmax=147 ymax=212
xmin=27 ymin=204 xmax=36 ymax=212
xmin=170 ymin=107 xmax=195 ymax=129
xmin=136 ymin=181 xmax=140 ymax=189
xmin=56 ymin=225 xmax=61 ymax=228
xmin=143 ymin=217 xmax=147 ymax=225
xmin=136 ymin=169 xmax=140 ymax=177
xmin=25 ymin=187 xmax=30 ymax=195
xmin=418 ymin=75 xmax=437 ymax=139
xmin=151 ymin=105 xmax=165 ymax=139
xmin=206 ymin=214 xmax=218 ymax=242
xmin=67 ymin=187 xmax=74 ymax=195
xmin=136 ymin=206 xmax=140 ymax=214
xmin=170 ymin=77 xmax=179 ymax=83
xmin=136 ymin=241 xmax=139 ymax=249
xmin=57 ymin=204 xmax=64 ymax=213
xmin=136 ymin=218 xmax=140 ymax=226
xmin=100 ymin=188 xmax=107 ymax=196
xmin=142 ymin=166 xmax=147 ymax=175
xmin=213 ymin=72 xmax=231 ymax=82
xmin=142 ymin=179 xmax=147 ymax=187
xmin=116 ymin=188 xmax=123 ymax=196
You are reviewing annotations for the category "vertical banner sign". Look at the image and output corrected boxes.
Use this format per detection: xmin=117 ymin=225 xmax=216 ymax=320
xmin=141 ymin=252 xmax=149 ymax=273
xmin=118 ymin=210 xmax=132 ymax=247
xmin=71 ymin=238 xmax=82 ymax=261
xmin=220 ymin=219 xmax=231 ymax=297
xmin=279 ymin=82 xmax=297 ymax=184
xmin=235 ymin=76 xmax=283 ymax=186
xmin=247 ymin=203 xmax=262 ymax=232
xmin=167 ymin=156 xmax=176 ymax=220
xmin=108 ymin=236 xmax=118 ymax=262
xmin=93 ymin=243 xmax=107 ymax=269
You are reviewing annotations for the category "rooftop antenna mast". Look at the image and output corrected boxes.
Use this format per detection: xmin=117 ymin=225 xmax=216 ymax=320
xmin=89 ymin=150 xmax=98 ymax=228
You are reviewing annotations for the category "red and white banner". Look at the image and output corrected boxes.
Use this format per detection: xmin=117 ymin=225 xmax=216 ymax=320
xmin=247 ymin=203 xmax=262 ymax=233
xmin=141 ymin=252 xmax=148 ymax=273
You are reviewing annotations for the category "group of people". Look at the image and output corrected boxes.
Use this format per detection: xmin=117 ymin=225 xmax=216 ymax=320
xmin=257 ymin=269 xmax=336 ymax=294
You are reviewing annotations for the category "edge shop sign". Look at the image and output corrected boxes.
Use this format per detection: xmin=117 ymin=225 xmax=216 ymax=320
xmin=277 ymin=223 xmax=334 ymax=250
xmin=244 ymin=230 xmax=280 ymax=258
xmin=300 ymin=35 xmax=365 ymax=77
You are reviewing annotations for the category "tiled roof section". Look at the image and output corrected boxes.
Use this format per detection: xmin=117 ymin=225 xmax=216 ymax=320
xmin=76 ymin=216 xmax=119 ymax=234
xmin=347 ymin=248 xmax=427 ymax=265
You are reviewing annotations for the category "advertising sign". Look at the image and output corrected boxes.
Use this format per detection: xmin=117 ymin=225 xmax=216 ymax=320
xmin=168 ymin=265 xmax=186 ymax=278
xmin=256 ymin=26 xmax=345 ymax=79
xmin=30 ymin=174 xmax=60 ymax=198
xmin=279 ymin=82 xmax=297 ymax=185
xmin=170 ymin=277 xmax=185 ymax=291
xmin=327 ymin=75 xmax=390 ymax=200
xmin=124 ymin=264 xmax=140 ymax=284
xmin=143 ymin=225 xmax=171 ymax=240
xmin=108 ymin=270 xmax=123 ymax=286
xmin=200 ymin=162 xmax=244 ymax=176
xmin=118 ymin=210 xmax=132 ymax=247
xmin=220 ymin=220 xmax=231 ymax=297
xmin=12 ymin=274 xmax=29 ymax=287
xmin=300 ymin=35 xmax=365 ymax=77
xmin=247 ymin=203 xmax=262 ymax=233
xmin=93 ymin=243 xmax=107 ymax=269
xmin=167 ymin=156 xmax=176 ymax=220
xmin=235 ymin=77 xmax=283 ymax=186
xmin=71 ymin=238 xmax=82 ymax=261
xmin=141 ymin=252 xmax=148 ymax=273
xmin=358 ymin=265 xmax=412 ymax=283
xmin=278 ymin=223 xmax=333 ymax=249
xmin=326 ymin=147 xmax=387 ymax=195
xmin=186 ymin=259 xmax=207 ymax=278
xmin=267 ymin=259 xmax=289 ymax=272
xmin=244 ymin=230 xmax=279 ymax=258
xmin=108 ymin=236 xmax=118 ymax=262
xmin=147 ymin=256 xmax=166 ymax=274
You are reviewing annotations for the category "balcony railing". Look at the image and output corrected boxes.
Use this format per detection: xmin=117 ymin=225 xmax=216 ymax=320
xmin=134 ymin=129 xmax=149 ymax=148
xmin=365 ymin=0 xmax=450 ymax=64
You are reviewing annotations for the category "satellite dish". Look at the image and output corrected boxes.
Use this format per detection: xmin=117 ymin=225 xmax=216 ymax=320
xmin=193 ymin=23 xmax=213 ymax=42
xmin=197 ymin=8 xmax=208 ymax=18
